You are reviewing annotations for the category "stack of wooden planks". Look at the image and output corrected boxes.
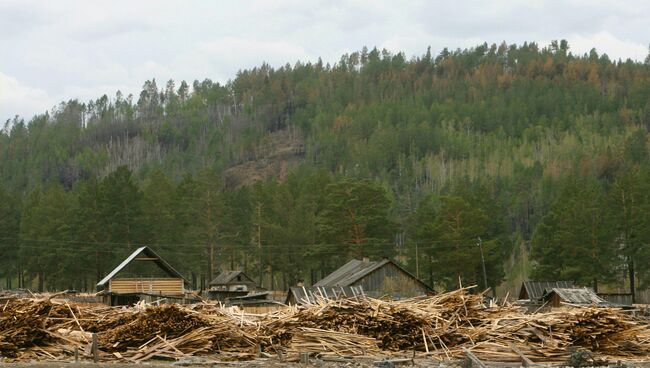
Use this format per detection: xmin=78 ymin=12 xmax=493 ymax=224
xmin=257 ymin=287 xmax=650 ymax=363
xmin=1 ymin=287 xmax=650 ymax=364
xmin=287 ymin=327 xmax=382 ymax=359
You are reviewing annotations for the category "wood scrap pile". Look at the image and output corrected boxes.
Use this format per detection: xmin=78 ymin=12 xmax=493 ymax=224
xmin=0 ymin=298 xmax=53 ymax=358
xmin=0 ymin=297 xmax=258 ymax=362
xmin=258 ymin=287 xmax=490 ymax=352
xmin=287 ymin=327 xmax=381 ymax=358
xmin=99 ymin=304 xmax=258 ymax=361
xmin=2 ymin=287 xmax=650 ymax=365
xmin=465 ymin=305 xmax=650 ymax=363
xmin=258 ymin=287 xmax=650 ymax=363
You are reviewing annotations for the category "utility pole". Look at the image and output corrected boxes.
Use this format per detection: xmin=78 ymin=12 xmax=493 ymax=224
xmin=415 ymin=241 xmax=419 ymax=279
xmin=256 ymin=203 xmax=262 ymax=286
xmin=477 ymin=237 xmax=488 ymax=292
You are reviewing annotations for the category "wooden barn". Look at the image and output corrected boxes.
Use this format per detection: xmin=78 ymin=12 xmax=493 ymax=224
xmin=97 ymin=246 xmax=193 ymax=305
xmin=314 ymin=258 xmax=432 ymax=299
xmin=207 ymin=271 xmax=263 ymax=301
xmin=543 ymin=287 xmax=608 ymax=308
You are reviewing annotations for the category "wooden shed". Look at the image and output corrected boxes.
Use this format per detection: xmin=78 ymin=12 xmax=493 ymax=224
xmin=226 ymin=292 xmax=286 ymax=313
xmin=207 ymin=270 xmax=263 ymax=301
xmin=96 ymin=246 xmax=192 ymax=297
xmin=518 ymin=281 xmax=575 ymax=302
xmin=286 ymin=285 xmax=365 ymax=305
xmin=543 ymin=287 xmax=608 ymax=308
xmin=209 ymin=271 xmax=261 ymax=292
xmin=314 ymin=258 xmax=432 ymax=299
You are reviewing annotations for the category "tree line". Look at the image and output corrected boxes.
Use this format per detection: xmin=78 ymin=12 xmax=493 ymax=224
xmin=1 ymin=165 xmax=506 ymax=292
xmin=1 ymin=41 xmax=650 ymax=296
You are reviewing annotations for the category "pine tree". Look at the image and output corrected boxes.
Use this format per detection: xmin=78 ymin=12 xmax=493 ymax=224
xmin=317 ymin=179 xmax=393 ymax=260
xmin=609 ymin=167 xmax=650 ymax=301
xmin=142 ymin=169 xmax=178 ymax=246
xmin=100 ymin=166 xmax=144 ymax=247
xmin=532 ymin=178 xmax=616 ymax=290
xmin=19 ymin=185 xmax=73 ymax=291
xmin=0 ymin=187 xmax=20 ymax=288
xmin=422 ymin=196 xmax=488 ymax=289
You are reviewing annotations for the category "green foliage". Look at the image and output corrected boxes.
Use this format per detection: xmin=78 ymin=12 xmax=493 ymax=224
xmin=1 ymin=41 xmax=650 ymax=292
xmin=531 ymin=178 xmax=617 ymax=290
xmin=317 ymin=179 xmax=393 ymax=259
xmin=414 ymin=196 xmax=489 ymax=289
xmin=99 ymin=166 xmax=145 ymax=245
xmin=0 ymin=187 xmax=20 ymax=288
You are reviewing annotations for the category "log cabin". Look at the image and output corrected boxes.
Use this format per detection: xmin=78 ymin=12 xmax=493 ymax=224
xmin=96 ymin=246 xmax=193 ymax=305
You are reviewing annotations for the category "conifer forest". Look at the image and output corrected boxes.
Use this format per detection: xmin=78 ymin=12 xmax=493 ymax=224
xmin=2 ymin=41 xmax=650 ymax=298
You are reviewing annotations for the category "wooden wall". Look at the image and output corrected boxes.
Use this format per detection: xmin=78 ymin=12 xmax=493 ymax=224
xmin=598 ymin=293 xmax=633 ymax=306
xmin=354 ymin=263 xmax=429 ymax=299
xmin=109 ymin=278 xmax=184 ymax=295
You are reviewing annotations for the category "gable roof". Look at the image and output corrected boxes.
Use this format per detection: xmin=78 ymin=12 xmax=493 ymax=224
xmin=544 ymin=287 xmax=608 ymax=305
xmin=286 ymin=285 xmax=366 ymax=305
xmin=209 ymin=270 xmax=256 ymax=286
xmin=315 ymin=259 xmax=388 ymax=287
xmin=314 ymin=258 xmax=432 ymax=291
xmin=519 ymin=281 xmax=575 ymax=300
xmin=96 ymin=246 xmax=191 ymax=288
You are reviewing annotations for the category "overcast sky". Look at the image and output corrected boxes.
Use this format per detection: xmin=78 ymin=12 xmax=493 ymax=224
xmin=1 ymin=0 xmax=649 ymax=123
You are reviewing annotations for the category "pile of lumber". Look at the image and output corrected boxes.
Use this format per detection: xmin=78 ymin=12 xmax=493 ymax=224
xmin=258 ymin=287 xmax=650 ymax=363
xmin=2 ymin=287 xmax=650 ymax=364
xmin=258 ymin=287 xmax=498 ymax=352
xmin=99 ymin=304 xmax=259 ymax=361
xmin=0 ymin=298 xmax=53 ymax=358
xmin=287 ymin=327 xmax=381 ymax=358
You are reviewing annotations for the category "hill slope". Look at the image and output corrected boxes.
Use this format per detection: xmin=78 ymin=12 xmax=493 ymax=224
xmin=1 ymin=41 xmax=650 ymax=295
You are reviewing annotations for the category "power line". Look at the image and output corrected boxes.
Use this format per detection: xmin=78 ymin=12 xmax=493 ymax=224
xmin=0 ymin=236 xmax=488 ymax=250
xmin=2 ymin=239 xmax=497 ymax=257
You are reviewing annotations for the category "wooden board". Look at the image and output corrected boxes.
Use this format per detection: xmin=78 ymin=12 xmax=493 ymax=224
xmin=109 ymin=278 xmax=184 ymax=295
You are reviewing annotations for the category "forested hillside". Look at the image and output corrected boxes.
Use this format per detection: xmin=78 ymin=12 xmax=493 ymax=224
xmin=2 ymin=41 xmax=650 ymax=298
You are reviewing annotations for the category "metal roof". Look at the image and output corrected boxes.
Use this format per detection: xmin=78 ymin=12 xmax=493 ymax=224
xmin=96 ymin=246 xmax=191 ymax=287
xmin=209 ymin=271 xmax=256 ymax=286
xmin=314 ymin=258 xmax=432 ymax=292
xmin=314 ymin=259 xmax=391 ymax=287
xmin=544 ymin=287 xmax=608 ymax=305
xmin=226 ymin=291 xmax=269 ymax=301
xmin=519 ymin=281 xmax=575 ymax=301
xmin=286 ymin=285 xmax=366 ymax=305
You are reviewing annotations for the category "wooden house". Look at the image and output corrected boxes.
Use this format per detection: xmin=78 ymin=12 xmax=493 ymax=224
xmin=207 ymin=271 xmax=263 ymax=301
xmin=313 ymin=258 xmax=432 ymax=299
xmin=209 ymin=271 xmax=260 ymax=292
xmin=226 ymin=292 xmax=286 ymax=313
xmin=96 ymin=246 xmax=193 ymax=305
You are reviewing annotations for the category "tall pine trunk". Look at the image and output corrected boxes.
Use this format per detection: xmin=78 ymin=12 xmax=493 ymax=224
xmin=629 ymin=259 xmax=636 ymax=303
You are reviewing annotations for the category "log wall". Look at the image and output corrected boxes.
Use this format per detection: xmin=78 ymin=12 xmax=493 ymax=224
xmin=109 ymin=278 xmax=184 ymax=295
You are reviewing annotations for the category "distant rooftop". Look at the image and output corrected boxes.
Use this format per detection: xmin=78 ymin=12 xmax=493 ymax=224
xmin=97 ymin=246 xmax=191 ymax=288
xmin=314 ymin=259 xmax=391 ymax=287
xmin=209 ymin=270 xmax=257 ymax=286
xmin=519 ymin=281 xmax=575 ymax=301
xmin=544 ymin=287 xmax=608 ymax=305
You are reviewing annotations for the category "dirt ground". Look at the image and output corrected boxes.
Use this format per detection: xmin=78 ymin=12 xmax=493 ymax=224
xmin=2 ymin=359 xmax=650 ymax=367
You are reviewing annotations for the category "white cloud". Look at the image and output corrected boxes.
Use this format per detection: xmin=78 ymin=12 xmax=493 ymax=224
xmin=1 ymin=0 xmax=649 ymax=122
xmin=0 ymin=73 xmax=53 ymax=122
xmin=182 ymin=38 xmax=313 ymax=76
xmin=566 ymin=32 xmax=648 ymax=60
